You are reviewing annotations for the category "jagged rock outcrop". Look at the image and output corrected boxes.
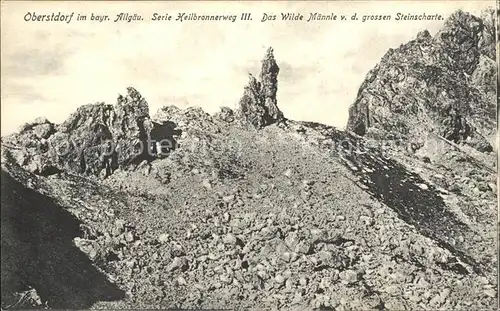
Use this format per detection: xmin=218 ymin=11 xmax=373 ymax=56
xmin=2 ymin=87 xmax=155 ymax=177
xmin=260 ymin=47 xmax=283 ymax=122
xmin=53 ymin=103 xmax=116 ymax=176
xmin=237 ymin=47 xmax=285 ymax=128
xmin=347 ymin=9 xmax=496 ymax=153
xmin=19 ymin=117 xmax=56 ymax=139
xmin=110 ymin=87 xmax=152 ymax=167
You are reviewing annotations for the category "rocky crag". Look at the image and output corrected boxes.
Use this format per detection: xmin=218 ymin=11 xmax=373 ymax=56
xmin=3 ymin=87 xmax=154 ymax=177
xmin=347 ymin=9 xmax=497 ymax=153
xmin=1 ymin=9 xmax=497 ymax=311
xmin=237 ymin=47 xmax=285 ymax=129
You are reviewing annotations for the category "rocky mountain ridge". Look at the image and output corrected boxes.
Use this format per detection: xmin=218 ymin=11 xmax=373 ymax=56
xmin=1 ymin=8 xmax=497 ymax=311
xmin=2 ymin=47 xmax=288 ymax=179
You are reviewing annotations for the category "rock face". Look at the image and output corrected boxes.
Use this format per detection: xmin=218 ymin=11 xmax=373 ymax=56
xmin=237 ymin=47 xmax=285 ymax=128
xmin=110 ymin=87 xmax=153 ymax=167
xmin=2 ymin=87 xmax=155 ymax=177
xmin=346 ymin=9 xmax=496 ymax=152
xmin=477 ymin=7 xmax=496 ymax=60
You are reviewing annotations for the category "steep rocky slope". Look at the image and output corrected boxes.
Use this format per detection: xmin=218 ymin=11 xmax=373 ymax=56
xmin=1 ymin=9 xmax=497 ymax=311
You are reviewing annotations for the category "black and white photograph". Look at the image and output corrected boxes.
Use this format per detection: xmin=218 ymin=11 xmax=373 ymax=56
xmin=0 ymin=1 xmax=498 ymax=310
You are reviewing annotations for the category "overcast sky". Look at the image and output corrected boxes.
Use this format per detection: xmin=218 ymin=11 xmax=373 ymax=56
xmin=0 ymin=1 xmax=492 ymax=135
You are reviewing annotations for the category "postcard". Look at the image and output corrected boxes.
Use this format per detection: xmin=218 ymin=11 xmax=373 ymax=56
xmin=1 ymin=1 xmax=497 ymax=310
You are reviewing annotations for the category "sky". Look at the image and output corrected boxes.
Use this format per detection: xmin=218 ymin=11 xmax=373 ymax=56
xmin=0 ymin=1 xmax=494 ymax=135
